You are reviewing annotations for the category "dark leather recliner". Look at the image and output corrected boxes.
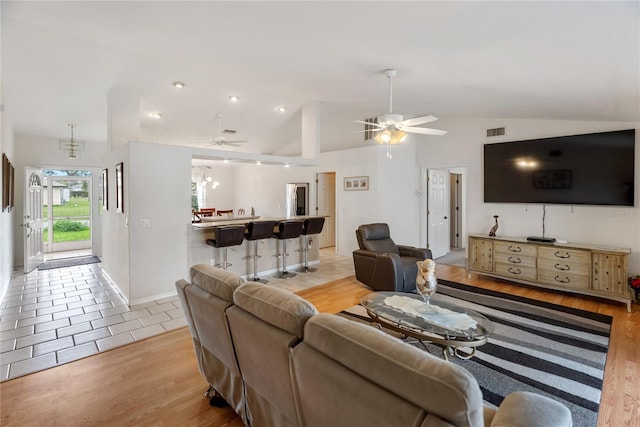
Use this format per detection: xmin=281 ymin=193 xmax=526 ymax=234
xmin=353 ymin=223 xmax=432 ymax=293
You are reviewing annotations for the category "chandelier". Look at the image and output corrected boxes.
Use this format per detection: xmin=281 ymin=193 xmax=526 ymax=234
xmin=191 ymin=165 xmax=220 ymax=189
xmin=59 ymin=124 xmax=84 ymax=160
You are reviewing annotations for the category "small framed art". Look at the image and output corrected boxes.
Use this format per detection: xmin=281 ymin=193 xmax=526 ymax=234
xmin=101 ymin=168 xmax=108 ymax=212
xmin=115 ymin=162 xmax=123 ymax=213
xmin=344 ymin=176 xmax=369 ymax=191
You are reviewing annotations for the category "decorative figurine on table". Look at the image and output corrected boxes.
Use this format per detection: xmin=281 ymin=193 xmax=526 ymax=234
xmin=488 ymin=215 xmax=499 ymax=237
xmin=416 ymin=259 xmax=437 ymax=312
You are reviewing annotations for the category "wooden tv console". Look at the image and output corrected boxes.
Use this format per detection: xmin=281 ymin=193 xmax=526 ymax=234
xmin=468 ymin=235 xmax=632 ymax=312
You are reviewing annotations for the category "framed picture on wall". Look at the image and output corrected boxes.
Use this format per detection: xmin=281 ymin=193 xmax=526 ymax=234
xmin=9 ymin=162 xmax=14 ymax=210
xmin=115 ymin=162 xmax=123 ymax=213
xmin=344 ymin=176 xmax=369 ymax=191
xmin=101 ymin=168 xmax=108 ymax=212
xmin=2 ymin=153 xmax=9 ymax=211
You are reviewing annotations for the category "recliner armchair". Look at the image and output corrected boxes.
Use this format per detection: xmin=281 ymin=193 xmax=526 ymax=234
xmin=353 ymin=223 xmax=432 ymax=293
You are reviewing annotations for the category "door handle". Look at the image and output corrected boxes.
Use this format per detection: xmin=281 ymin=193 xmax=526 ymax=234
xmin=444 ymin=216 xmax=448 ymax=219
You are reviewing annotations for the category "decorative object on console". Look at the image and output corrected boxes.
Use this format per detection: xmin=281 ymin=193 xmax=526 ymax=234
xmin=488 ymin=215 xmax=499 ymax=237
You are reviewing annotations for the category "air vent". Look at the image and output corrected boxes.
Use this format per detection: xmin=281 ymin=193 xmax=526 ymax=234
xmin=364 ymin=117 xmax=379 ymax=141
xmin=222 ymin=129 xmax=237 ymax=135
xmin=486 ymin=127 xmax=506 ymax=137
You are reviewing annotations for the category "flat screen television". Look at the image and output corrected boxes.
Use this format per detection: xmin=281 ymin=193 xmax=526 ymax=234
xmin=484 ymin=129 xmax=635 ymax=206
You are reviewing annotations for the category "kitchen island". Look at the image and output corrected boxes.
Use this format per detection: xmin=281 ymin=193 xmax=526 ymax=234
xmin=188 ymin=216 xmax=323 ymax=279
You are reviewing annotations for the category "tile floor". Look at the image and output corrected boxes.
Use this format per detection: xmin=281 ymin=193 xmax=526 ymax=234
xmin=0 ymin=248 xmax=354 ymax=381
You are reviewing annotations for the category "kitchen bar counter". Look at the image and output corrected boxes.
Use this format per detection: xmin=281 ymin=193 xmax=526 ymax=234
xmin=187 ymin=216 xmax=324 ymax=279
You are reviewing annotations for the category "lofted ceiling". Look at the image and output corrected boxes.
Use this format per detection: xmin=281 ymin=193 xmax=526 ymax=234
xmin=2 ymin=1 xmax=638 ymax=157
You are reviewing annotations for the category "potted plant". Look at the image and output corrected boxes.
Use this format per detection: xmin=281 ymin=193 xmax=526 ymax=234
xmin=629 ymin=274 xmax=640 ymax=302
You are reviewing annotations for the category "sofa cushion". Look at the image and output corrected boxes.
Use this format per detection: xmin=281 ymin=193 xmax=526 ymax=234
xmin=233 ymin=282 xmax=318 ymax=337
xmin=190 ymin=264 xmax=245 ymax=302
xmin=297 ymin=314 xmax=485 ymax=427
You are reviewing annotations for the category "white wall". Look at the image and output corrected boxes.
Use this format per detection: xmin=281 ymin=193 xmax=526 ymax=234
xmin=0 ymin=109 xmax=15 ymax=303
xmin=127 ymin=142 xmax=191 ymax=303
xmin=100 ymin=144 xmax=130 ymax=301
xmin=100 ymin=142 xmax=192 ymax=304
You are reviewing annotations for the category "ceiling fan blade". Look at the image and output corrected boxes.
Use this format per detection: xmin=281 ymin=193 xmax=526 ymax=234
xmin=224 ymin=140 xmax=248 ymax=145
xmin=397 ymin=115 xmax=438 ymax=127
xmin=355 ymin=119 xmax=384 ymax=128
xmin=402 ymin=126 xmax=448 ymax=136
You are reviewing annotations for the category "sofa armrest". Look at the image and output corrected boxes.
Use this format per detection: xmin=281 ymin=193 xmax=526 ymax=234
xmin=489 ymin=391 xmax=572 ymax=427
xmin=397 ymin=245 xmax=432 ymax=260
xmin=353 ymin=250 xmax=404 ymax=292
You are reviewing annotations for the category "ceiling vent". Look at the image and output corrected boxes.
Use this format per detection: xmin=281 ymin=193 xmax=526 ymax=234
xmin=223 ymin=129 xmax=237 ymax=135
xmin=363 ymin=117 xmax=379 ymax=141
xmin=486 ymin=127 xmax=506 ymax=137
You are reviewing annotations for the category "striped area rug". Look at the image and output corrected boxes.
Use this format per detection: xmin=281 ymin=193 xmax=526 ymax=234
xmin=341 ymin=279 xmax=612 ymax=427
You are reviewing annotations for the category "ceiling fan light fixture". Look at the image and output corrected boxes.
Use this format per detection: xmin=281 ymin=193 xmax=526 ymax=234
xmin=391 ymin=130 xmax=408 ymax=144
xmin=375 ymin=129 xmax=392 ymax=144
xmin=375 ymin=128 xmax=408 ymax=145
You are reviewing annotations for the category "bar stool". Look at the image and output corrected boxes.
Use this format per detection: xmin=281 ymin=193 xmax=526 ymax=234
xmin=273 ymin=220 xmax=303 ymax=279
xmin=206 ymin=225 xmax=246 ymax=270
xmin=298 ymin=217 xmax=326 ymax=273
xmin=244 ymin=220 xmax=276 ymax=283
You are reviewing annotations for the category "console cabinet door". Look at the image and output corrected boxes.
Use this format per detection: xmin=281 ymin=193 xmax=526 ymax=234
xmin=592 ymin=252 xmax=628 ymax=296
xmin=469 ymin=237 xmax=493 ymax=272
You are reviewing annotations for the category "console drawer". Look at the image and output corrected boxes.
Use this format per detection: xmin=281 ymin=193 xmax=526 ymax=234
xmin=538 ymin=269 xmax=589 ymax=289
xmin=538 ymin=246 xmax=591 ymax=264
xmin=495 ymin=263 xmax=537 ymax=281
xmin=494 ymin=252 xmax=536 ymax=269
xmin=537 ymin=257 xmax=590 ymax=277
xmin=494 ymin=241 xmax=537 ymax=257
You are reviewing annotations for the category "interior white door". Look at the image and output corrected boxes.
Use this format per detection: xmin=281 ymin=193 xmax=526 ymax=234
xmin=24 ymin=168 xmax=44 ymax=272
xmin=315 ymin=172 xmax=336 ymax=248
xmin=427 ymin=169 xmax=450 ymax=259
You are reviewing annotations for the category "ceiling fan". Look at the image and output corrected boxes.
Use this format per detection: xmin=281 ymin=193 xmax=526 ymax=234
xmin=205 ymin=113 xmax=248 ymax=147
xmin=357 ymin=69 xmax=446 ymax=157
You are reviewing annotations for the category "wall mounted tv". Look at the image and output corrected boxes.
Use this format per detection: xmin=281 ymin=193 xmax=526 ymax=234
xmin=484 ymin=129 xmax=635 ymax=206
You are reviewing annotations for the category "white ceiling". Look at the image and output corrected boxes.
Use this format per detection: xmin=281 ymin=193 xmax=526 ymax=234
xmin=2 ymin=1 xmax=638 ymax=156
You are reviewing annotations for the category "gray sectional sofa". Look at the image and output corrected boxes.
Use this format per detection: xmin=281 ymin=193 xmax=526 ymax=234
xmin=176 ymin=264 xmax=573 ymax=427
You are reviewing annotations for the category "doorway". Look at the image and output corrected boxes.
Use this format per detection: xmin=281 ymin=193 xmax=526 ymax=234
xmin=422 ymin=167 xmax=466 ymax=261
xmin=315 ymin=172 xmax=336 ymax=249
xmin=42 ymin=170 xmax=93 ymax=260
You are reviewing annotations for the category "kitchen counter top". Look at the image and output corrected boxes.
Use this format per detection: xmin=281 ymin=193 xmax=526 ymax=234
xmin=192 ymin=215 xmax=323 ymax=229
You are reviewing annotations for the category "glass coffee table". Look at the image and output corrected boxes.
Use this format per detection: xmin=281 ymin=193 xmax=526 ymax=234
xmin=360 ymin=292 xmax=494 ymax=360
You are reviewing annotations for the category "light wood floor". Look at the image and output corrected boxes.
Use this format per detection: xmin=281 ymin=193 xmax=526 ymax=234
xmin=1 ymin=265 xmax=638 ymax=427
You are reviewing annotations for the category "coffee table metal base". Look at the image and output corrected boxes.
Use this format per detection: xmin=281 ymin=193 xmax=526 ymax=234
xmin=368 ymin=313 xmax=488 ymax=361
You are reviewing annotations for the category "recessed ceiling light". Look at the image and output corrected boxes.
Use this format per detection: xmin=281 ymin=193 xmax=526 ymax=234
xmin=229 ymin=95 xmax=240 ymax=102
xmin=284 ymin=164 xmax=290 ymax=168
xmin=277 ymin=106 xmax=287 ymax=113
xmin=256 ymin=161 xmax=261 ymax=165
xmin=149 ymin=112 xmax=163 ymax=119
xmin=173 ymin=81 xmax=185 ymax=88
xmin=223 ymin=159 xmax=229 ymax=163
